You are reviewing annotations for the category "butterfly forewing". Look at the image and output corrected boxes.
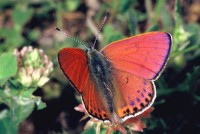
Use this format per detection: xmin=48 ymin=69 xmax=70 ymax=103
xmin=101 ymin=32 xmax=172 ymax=80
xmin=58 ymin=48 xmax=109 ymax=121
xmin=58 ymin=48 xmax=88 ymax=93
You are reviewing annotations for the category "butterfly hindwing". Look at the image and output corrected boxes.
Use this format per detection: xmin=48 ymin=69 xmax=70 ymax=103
xmin=111 ymin=69 xmax=156 ymax=121
xmin=101 ymin=32 xmax=172 ymax=80
xmin=82 ymin=77 xmax=110 ymax=121
xmin=58 ymin=48 xmax=109 ymax=121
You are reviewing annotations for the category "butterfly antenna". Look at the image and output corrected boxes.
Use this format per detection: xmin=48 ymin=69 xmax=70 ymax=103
xmin=92 ymin=11 xmax=109 ymax=48
xmin=56 ymin=27 xmax=88 ymax=48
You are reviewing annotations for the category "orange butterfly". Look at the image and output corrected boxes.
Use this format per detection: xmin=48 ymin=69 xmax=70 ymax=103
xmin=58 ymin=32 xmax=172 ymax=125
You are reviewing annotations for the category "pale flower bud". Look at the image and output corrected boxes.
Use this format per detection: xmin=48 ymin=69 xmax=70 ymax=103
xmin=38 ymin=77 xmax=50 ymax=87
xmin=14 ymin=46 xmax=53 ymax=87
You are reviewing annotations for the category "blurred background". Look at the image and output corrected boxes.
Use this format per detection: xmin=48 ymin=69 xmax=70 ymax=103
xmin=0 ymin=0 xmax=200 ymax=134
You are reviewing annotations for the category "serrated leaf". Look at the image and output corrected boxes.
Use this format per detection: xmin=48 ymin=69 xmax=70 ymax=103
xmin=0 ymin=53 xmax=18 ymax=80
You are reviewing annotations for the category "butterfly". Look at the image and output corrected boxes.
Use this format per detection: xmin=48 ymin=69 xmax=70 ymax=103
xmin=58 ymin=32 xmax=172 ymax=125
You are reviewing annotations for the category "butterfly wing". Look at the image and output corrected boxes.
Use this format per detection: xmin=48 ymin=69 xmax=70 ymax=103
xmin=58 ymin=48 xmax=109 ymax=121
xmin=101 ymin=32 xmax=172 ymax=80
xmin=101 ymin=32 xmax=171 ymax=121
xmin=58 ymin=48 xmax=88 ymax=93
xmin=111 ymin=69 xmax=156 ymax=121
xmin=82 ymin=77 xmax=110 ymax=121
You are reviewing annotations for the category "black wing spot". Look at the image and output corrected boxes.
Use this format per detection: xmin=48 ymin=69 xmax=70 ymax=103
xmin=126 ymin=108 xmax=130 ymax=114
xmin=90 ymin=110 xmax=93 ymax=114
xmin=99 ymin=114 xmax=102 ymax=119
xmin=145 ymin=98 xmax=149 ymax=103
xmin=148 ymin=93 xmax=152 ymax=97
xmin=133 ymin=107 xmax=138 ymax=112
xmin=123 ymin=111 xmax=126 ymax=114
xmin=104 ymin=113 xmax=107 ymax=118
xmin=94 ymin=112 xmax=97 ymax=117
xmin=140 ymin=103 xmax=145 ymax=108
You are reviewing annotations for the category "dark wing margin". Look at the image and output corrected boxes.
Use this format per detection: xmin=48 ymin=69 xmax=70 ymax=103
xmin=152 ymin=32 xmax=172 ymax=80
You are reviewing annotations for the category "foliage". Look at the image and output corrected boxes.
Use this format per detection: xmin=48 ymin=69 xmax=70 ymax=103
xmin=0 ymin=47 xmax=53 ymax=133
xmin=0 ymin=0 xmax=200 ymax=133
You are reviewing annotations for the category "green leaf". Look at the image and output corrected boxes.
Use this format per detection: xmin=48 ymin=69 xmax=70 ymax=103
xmin=146 ymin=25 xmax=159 ymax=32
xmin=64 ymin=0 xmax=81 ymax=11
xmin=0 ymin=53 xmax=18 ymax=82
xmin=175 ymin=0 xmax=181 ymax=15
xmin=119 ymin=0 xmax=135 ymax=13
xmin=0 ymin=88 xmax=8 ymax=103
xmin=185 ymin=24 xmax=200 ymax=45
xmin=0 ymin=109 xmax=18 ymax=134
xmin=103 ymin=24 xmax=126 ymax=48
xmin=172 ymin=0 xmax=191 ymax=56
xmin=0 ymin=79 xmax=7 ymax=87
xmin=152 ymin=0 xmax=166 ymax=24
xmin=28 ymin=30 xmax=40 ymax=41
xmin=12 ymin=7 xmax=33 ymax=27
xmin=161 ymin=8 xmax=173 ymax=31
xmin=34 ymin=96 xmax=46 ymax=110
xmin=179 ymin=66 xmax=200 ymax=92
xmin=0 ymin=28 xmax=24 ymax=52
xmin=10 ymin=96 xmax=35 ymax=124
xmin=21 ymin=87 xmax=37 ymax=98
xmin=128 ymin=9 xmax=137 ymax=35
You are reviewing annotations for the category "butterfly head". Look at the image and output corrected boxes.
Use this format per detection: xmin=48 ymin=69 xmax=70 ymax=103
xmin=87 ymin=43 xmax=94 ymax=52
xmin=86 ymin=45 xmax=98 ymax=60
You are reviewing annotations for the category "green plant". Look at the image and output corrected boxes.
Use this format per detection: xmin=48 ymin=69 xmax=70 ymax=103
xmin=0 ymin=46 xmax=53 ymax=133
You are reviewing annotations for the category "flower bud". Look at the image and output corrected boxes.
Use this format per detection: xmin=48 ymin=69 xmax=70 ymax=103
xmin=14 ymin=46 xmax=53 ymax=87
